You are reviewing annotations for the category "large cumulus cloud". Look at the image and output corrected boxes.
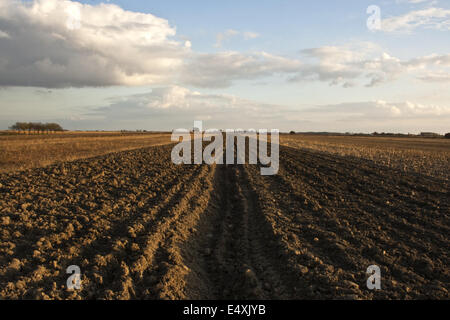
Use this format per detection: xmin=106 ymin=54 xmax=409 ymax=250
xmin=0 ymin=0 xmax=303 ymax=88
xmin=0 ymin=0 xmax=188 ymax=87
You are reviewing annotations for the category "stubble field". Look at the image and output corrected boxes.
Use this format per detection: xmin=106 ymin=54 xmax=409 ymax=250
xmin=0 ymin=133 xmax=448 ymax=299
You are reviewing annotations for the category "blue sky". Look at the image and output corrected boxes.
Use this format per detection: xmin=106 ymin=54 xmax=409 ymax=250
xmin=73 ymin=0 xmax=450 ymax=56
xmin=1 ymin=0 xmax=450 ymax=132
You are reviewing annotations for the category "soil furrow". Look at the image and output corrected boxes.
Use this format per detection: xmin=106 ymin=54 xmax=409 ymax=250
xmin=0 ymin=141 xmax=448 ymax=300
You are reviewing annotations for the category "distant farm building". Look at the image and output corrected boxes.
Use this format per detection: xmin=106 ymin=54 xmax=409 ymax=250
xmin=420 ymin=132 xmax=440 ymax=137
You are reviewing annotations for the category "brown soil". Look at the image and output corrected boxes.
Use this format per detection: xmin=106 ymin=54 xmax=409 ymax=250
xmin=0 ymin=132 xmax=171 ymax=173
xmin=0 ymin=143 xmax=448 ymax=299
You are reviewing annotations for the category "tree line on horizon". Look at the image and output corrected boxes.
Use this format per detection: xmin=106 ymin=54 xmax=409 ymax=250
xmin=9 ymin=122 xmax=64 ymax=134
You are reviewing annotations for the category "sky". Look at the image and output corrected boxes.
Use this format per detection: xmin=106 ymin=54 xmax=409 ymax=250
xmin=0 ymin=0 xmax=449 ymax=133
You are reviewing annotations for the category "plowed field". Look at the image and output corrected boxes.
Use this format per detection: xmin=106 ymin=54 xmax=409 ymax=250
xmin=0 ymin=143 xmax=448 ymax=299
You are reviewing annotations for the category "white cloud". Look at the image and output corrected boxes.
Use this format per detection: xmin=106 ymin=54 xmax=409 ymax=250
xmin=214 ymin=29 xmax=260 ymax=48
xmin=293 ymin=99 xmax=450 ymax=133
xmin=89 ymin=85 xmax=296 ymax=129
xmin=80 ymin=87 xmax=450 ymax=133
xmin=243 ymin=31 xmax=260 ymax=39
xmin=0 ymin=1 xmax=448 ymax=90
xmin=180 ymin=51 xmax=302 ymax=88
xmin=100 ymin=87 xmax=450 ymax=122
xmin=0 ymin=0 xmax=188 ymax=87
xmin=291 ymin=43 xmax=450 ymax=87
xmin=307 ymin=100 xmax=450 ymax=119
xmin=0 ymin=0 xmax=297 ymax=89
xmin=293 ymin=43 xmax=376 ymax=86
xmin=382 ymin=7 xmax=450 ymax=32
xmin=215 ymin=29 xmax=239 ymax=48
xmin=145 ymin=86 xmax=198 ymax=109
xmin=417 ymin=72 xmax=450 ymax=82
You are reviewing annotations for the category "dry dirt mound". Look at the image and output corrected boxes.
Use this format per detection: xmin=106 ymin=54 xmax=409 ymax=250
xmin=0 ymin=144 xmax=448 ymax=299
